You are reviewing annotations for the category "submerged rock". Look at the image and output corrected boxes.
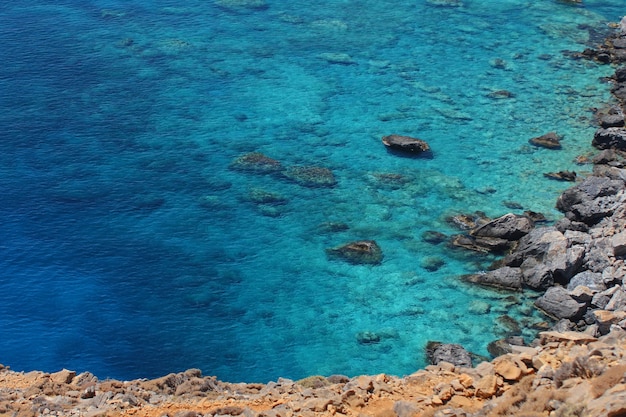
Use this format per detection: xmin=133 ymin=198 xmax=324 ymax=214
xmin=544 ymin=170 xmax=577 ymax=181
xmin=326 ymin=240 xmax=383 ymax=265
xmin=283 ymin=165 xmax=337 ymax=187
xmin=382 ymin=134 xmax=431 ymax=154
xmin=529 ymin=132 xmax=562 ymax=149
xmin=230 ymin=152 xmax=282 ymax=174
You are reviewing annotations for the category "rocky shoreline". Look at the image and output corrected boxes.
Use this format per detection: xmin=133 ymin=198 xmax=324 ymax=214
xmin=3 ymin=13 xmax=626 ymax=417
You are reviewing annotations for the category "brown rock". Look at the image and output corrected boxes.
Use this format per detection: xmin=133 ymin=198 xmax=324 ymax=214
xmin=50 ymin=369 xmax=76 ymax=385
xmin=475 ymin=375 xmax=498 ymax=399
xmin=494 ymin=358 xmax=522 ymax=382
xmin=326 ymin=240 xmax=383 ymax=265
xmin=529 ymin=132 xmax=562 ymax=149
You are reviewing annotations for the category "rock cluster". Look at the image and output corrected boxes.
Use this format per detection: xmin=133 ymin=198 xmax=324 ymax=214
xmin=3 ymin=329 xmax=626 ymax=417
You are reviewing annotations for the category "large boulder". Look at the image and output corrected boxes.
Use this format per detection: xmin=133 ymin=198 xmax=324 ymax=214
xmin=556 ymin=176 xmax=624 ymax=224
xmin=463 ymin=267 xmax=523 ymax=291
xmin=567 ymin=271 xmax=606 ymax=292
xmin=382 ymin=135 xmax=431 ymax=154
xmin=426 ymin=342 xmax=472 ymax=368
xmin=534 ymin=286 xmax=587 ymax=321
xmin=592 ymin=127 xmax=626 ymax=150
xmin=470 ymin=213 xmax=534 ymax=241
xmin=326 ymin=240 xmax=383 ymax=265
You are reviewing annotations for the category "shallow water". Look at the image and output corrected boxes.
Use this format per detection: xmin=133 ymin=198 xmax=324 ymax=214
xmin=0 ymin=0 xmax=623 ymax=382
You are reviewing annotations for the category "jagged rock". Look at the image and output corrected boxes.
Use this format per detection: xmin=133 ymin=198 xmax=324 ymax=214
xmin=612 ymin=231 xmax=626 ymax=257
xmin=326 ymin=240 xmax=383 ymax=265
xmin=382 ymin=134 xmax=431 ymax=154
xmin=592 ymin=127 xmax=626 ymax=150
xmin=470 ymin=213 xmax=534 ymax=241
xmin=592 ymin=310 xmax=626 ymax=335
xmin=230 ymin=152 xmax=282 ymax=174
xmin=535 ymin=286 xmax=587 ymax=320
xmin=283 ymin=165 xmax=337 ymax=187
xmin=544 ymin=171 xmax=577 ymax=181
xmin=567 ymin=271 xmax=605 ymax=292
xmin=474 ymin=375 xmax=498 ymax=399
xmin=556 ymin=176 xmax=624 ymax=225
xmin=446 ymin=212 xmax=490 ymax=230
xmin=520 ymin=257 xmax=554 ymax=290
xmin=426 ymin=342 xmax=473 ymax=368
xmin=600 ymin=114 xmax=625 ymax=128
xmin=529 ymin=132 xmax=562 ymax=149
xmin=463 ymin=267 xmax=523 ymax=291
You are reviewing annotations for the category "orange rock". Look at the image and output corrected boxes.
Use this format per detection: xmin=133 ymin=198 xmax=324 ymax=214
xmin=475 ymin=375 xmax=498 ymax=399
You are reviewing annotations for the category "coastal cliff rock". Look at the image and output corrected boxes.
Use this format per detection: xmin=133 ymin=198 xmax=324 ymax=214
xmin=3 ymin=328 xmax=626 ymax=417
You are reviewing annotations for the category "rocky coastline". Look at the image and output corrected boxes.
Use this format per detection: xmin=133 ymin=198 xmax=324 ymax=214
xmin=3 ymin=13 xmax=626 ymax=417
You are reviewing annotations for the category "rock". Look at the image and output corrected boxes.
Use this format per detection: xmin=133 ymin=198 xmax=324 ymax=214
xmin=326 ymin=240 xmax=383 ymax=265
xmin=318 ymin=52 xmax=356 ymax=65
xmin=422 ymin=230 xmax=448 ymax=245
xmin=382 ymin=134 xmax=431 ymax=154
xmin=543 ymin=171 xmax=577 ymax=181
xmin=48 ymin=369 xmax=76 ymax=385
xmin=475 ymin=375 xmax=498 ymax=399
xmin=600 ymin=114 xmax=625 ymax=128
xmin=592 ymin=127 xmax=626 ymax=150
xmin=421 ymin=256 xmax=445 ymax=271
xmin=426 ymin=342 xmax=473 ymax=368
xmin=606 ymin=288 xmax=626 ymax=311
xmin=246 ymin=188 xmax=288 ymax=205
xmin=463 ymin=267 xmax=523 ymax=291
xmin=556 ymin=176 xmax=624 ymax=225
xmin=529 ymin=132 xmax=562 ymax=149
xmin=230 ymin=152 xmax=282 ymax=174
xmin=470 ymin=213 xmax=534 ymax=241
xmin=356 ymin=331 xmax=381 ymax=344
xmin=520 ymin=257 xmax=554 ymax=290
xmin=612 ymin=231 xmax=626 ymax=257
xmin=493 ymin=357 xmax=522 ymax=381
xmin=538 ymin=330 xmax=597 ymax=344
xmin=446 ymin=212 xmax=490 ymax=230
xmin=215 ymin=0 xmax=268 ymax=11
xmin=487 ymin=339 xmax=512 ymax=357
xmin=592 ymin=310 xmax=626 ymax=335
xmin=283 ymin=165 xmax=337 ymax=187
xmin=567 ymin=270 xmax=605 ymax=292
xmin=535 ymin=286 xmax=587 ymax=320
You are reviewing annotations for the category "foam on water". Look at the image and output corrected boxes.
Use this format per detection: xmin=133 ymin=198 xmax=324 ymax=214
xmin=0 ymin=0 xmax=623 ymax=382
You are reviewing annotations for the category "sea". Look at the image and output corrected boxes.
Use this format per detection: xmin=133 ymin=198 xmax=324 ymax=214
xmin=0 ymin=0 xmax=623 ymax=383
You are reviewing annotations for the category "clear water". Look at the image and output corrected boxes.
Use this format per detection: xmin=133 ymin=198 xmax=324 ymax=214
xmin=0 ymin=0 xmax=623 ymax=383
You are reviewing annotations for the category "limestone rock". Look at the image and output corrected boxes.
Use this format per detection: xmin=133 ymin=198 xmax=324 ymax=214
xmin=326 ymin=240 xmax=383 ymax=265
xmin=382 ymin=134 xmax=431 ymax=154
xmin=592 ymin=310 xmax=626 ymax=335
xmin=493 ymin=357 xmax=522 ymax=381
xmin=475 ymin=375 xmax=498 ymax=399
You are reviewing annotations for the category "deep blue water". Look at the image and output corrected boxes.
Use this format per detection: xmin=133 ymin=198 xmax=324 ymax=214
xmin=0 ymin=0 xmax=623 ymax=383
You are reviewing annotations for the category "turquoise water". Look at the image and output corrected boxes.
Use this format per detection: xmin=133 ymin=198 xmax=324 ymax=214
xmin=0 ymin=0 xmax=623 ymax=382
